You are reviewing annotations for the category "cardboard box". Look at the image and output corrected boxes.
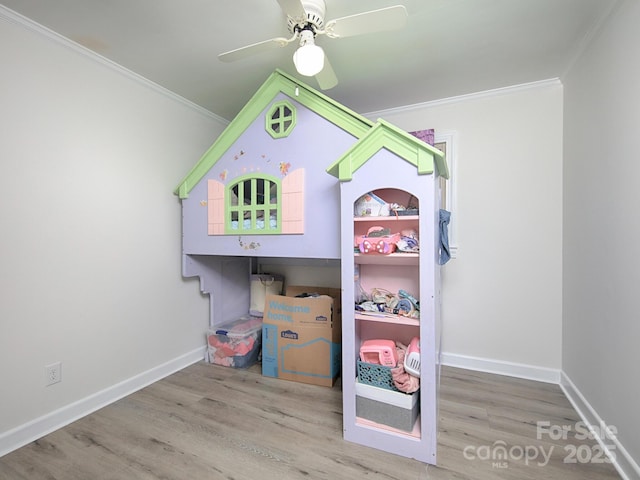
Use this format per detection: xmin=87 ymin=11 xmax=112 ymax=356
xmin=262 ymin=286 xmax=341 ymax=387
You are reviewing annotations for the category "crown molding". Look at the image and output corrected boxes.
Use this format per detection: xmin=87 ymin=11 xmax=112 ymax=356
xmin=0 ymin=5 xmax=229 ymax=126
xmin=365 ymin=78 xmax=562 ymax=118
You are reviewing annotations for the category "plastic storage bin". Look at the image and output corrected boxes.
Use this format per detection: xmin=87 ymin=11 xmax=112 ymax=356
xmin=357 ymin=360 xmax=399 ymax=392
xmin=207 ymin=316 xmax=262 ymax=368
xmin=356 ymin=381 xmax=420 ymax=432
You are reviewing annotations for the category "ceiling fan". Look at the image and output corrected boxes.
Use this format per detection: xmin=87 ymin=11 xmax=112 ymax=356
xmin=218 ymin=0 xmax=408 ymax=90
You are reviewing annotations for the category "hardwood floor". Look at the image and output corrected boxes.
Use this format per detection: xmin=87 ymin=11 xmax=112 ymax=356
xmin=0 ymin=363 xmax=621 ymax=479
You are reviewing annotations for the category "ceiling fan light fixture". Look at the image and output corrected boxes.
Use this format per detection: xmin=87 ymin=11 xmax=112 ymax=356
xmin=293 ymin=29 xmax=324 ymax=76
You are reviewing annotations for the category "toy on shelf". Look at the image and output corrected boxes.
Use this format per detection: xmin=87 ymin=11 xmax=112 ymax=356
xmin=355 ymin=288 xmax=420 ymax=319
xmin=359 ymin=339 xmax=398 ymax=367
xmin=355 ymin=226 xmax=401 ymax=254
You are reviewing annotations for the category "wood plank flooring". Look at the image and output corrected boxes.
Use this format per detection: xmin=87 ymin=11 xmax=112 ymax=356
xmin=0 ymin=363 xmax=621 ymax=479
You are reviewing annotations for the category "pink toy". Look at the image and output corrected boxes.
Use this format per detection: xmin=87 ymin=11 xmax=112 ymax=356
xmin=359 ymin=339 xmax=398 ymax=367
xmin=355 ymin=226 xmax=401 ymax=255
xmin=391 ymin=343 xmax=420 ymax=393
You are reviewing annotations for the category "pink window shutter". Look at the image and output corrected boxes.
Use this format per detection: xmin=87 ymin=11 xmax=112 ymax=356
xmin=281 ymin=169 xmax=304 ymax=234
xmin=207 ymin=180 xmax=225 ymax=235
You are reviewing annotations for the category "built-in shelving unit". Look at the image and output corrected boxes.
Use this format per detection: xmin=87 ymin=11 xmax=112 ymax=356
xmin=340 ymin=184 xmax=443 ymax=464
xmin=327 ymin=119 xmax=447 ymax=464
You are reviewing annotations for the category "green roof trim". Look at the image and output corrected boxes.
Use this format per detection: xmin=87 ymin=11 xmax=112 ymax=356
xmin=326 ymin=119 xmax=449 ymax=181
xmin=174 ymin=69 xmax=374 ymax=198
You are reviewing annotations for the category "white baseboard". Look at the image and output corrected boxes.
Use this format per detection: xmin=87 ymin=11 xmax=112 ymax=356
xmin=0 ymin=347 xmax=206 ymax=458
xmin=441 ymin=352 xmax=561 ymax=384
xmin=4 ymin=348 xmax=637 ymax=480
xmin=440 ymin=353 xmax=638 ymax=478
xmin=560 ymin=372 xmax=640 ymax=480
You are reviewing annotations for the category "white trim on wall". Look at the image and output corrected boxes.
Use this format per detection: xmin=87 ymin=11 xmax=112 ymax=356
xmin=0 ymin=5 xmax=229 ymax=126
xmin=0 ymin=347 xmax=206 ymax=458
xmin=560 ymin=372 xmax=640 ymax=480
xmin=442 ymin=356 xmax=639 ymax=479
xmin=434 ymin=131 xmax=458 ymax=259
xmin=366 ymin=78 xmax=562 ymax=119
xmin=441 ymin=352 xmax=561 ymax=384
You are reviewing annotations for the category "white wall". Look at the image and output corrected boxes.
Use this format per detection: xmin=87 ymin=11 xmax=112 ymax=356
xmin=7 ymin=1 xmax=636 ymax=470
xmin=0 ymin=13 xmax=225 ymax=453
xmin=562 ymin=0 xmax=640 ymax=475
xmin=370 ymin=82 xmax=564 ymax=379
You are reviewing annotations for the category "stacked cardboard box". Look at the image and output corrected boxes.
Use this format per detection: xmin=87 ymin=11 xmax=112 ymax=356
xmin=262 ymin=286 xmax=341 ymax=387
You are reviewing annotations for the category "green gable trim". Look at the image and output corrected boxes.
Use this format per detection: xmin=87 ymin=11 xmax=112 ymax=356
xmin=174 ymin=69 xmax=373 ymax=198
xmin=326 ymin=119 xmax=449 ymax=181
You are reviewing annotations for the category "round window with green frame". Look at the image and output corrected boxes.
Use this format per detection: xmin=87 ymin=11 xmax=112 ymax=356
xmin=266 ymin=101 xmax=296 ymax=138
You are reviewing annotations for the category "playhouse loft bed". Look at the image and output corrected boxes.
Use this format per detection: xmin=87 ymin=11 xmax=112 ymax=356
xmin=174 ymin=69 xmax=447 ymax=464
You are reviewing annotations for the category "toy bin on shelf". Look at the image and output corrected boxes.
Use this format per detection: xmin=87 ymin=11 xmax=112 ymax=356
xmin=357 ymin=360 xmax=399 ymax=392
xmin=356 ymin=381 xmax=420 ymax=432
xmin=207 ymin=316 xmax=263 ymax=368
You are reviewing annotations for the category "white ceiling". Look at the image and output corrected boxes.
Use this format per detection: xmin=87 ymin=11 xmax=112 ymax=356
xmin=1 ymin=0 xmax=618 ymax=121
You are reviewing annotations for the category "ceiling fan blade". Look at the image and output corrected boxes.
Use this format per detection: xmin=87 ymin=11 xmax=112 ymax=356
xmin=324 ymin=5 xmax=408 ymax=39
xmin=276 ymin=0 xmax=307 ymax=23
xmin=218 ymin=37 xmax=293 ymax=63
xmin=315 ymin=53 xmax=338 ymax=90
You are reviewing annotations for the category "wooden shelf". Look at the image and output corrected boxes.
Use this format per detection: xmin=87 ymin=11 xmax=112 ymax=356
xmin=354 ymin=215 xmax=419 ymax=222
xmin=355 ymin=311 xmax=420 ymax=326
xmin=354 ymin=252 xmax=419 ymax=266
xmin=355 ymin=415 xmax=421 ymax=439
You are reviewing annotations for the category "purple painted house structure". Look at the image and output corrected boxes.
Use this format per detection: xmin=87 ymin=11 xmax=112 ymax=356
xmin=174 ymin=68 xmax=448 ymax=464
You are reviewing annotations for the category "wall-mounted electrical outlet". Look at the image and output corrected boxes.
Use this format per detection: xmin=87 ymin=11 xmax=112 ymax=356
xmin=45 ymin=362 xmax=62 ymax=386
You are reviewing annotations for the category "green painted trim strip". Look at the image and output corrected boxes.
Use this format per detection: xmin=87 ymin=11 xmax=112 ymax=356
xmin=174 ymin=69 xmax=373 ymax=198
xmin=279 ymin=70 xmax=373 ymax=138
xmin=326 ymin=119 xmax=448 ymax=181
